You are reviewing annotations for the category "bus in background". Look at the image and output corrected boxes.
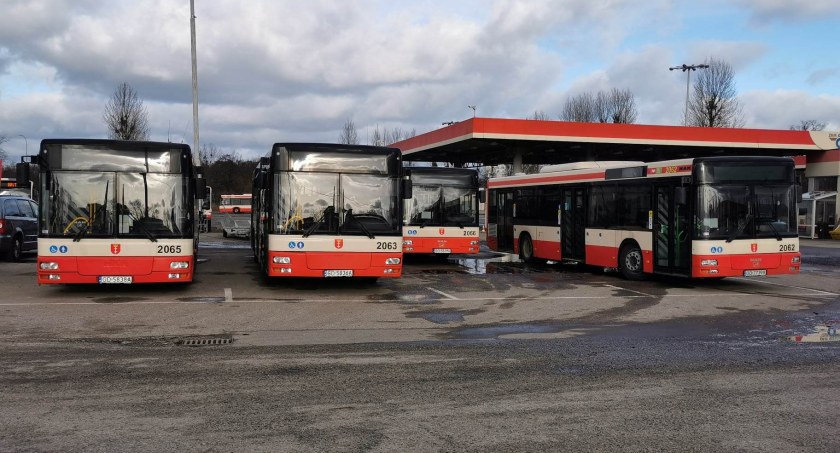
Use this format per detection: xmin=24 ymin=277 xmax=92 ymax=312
xmin=403 ymin=167 xmax=480 ymax=256
xmin=251 ymin=143 xmax=410 ymax=279
xmin=23 ymin=139 xmax=204 ymax=284
xmin=487 ymin=156 xmax=801 ymax=280
xmin=219 ymin=194 xmax=251 ymax=214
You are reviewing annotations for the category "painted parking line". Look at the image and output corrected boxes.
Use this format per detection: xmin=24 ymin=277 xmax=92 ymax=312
xmin=731 ymin=277 xmax=839 ymax=296
xmin=426 ymin=287 xmax=459 ymax=300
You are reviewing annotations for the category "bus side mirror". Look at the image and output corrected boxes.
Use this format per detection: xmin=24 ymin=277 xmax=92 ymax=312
xmin=195 ymin=177 xmax=206 ymax=200
xmin=402 ymin=177 xmax=412 ymax=199
xmin=796 ymin=186 xmax=803 ymax=204
xmin=16 ymin=163 xmax=30 ymax=186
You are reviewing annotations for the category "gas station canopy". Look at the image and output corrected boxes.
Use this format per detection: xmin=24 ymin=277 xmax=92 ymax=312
xmin=392 ymin=118 xmax=839 ymax=166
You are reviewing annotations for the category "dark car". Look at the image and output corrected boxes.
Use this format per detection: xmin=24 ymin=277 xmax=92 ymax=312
xmin=0 ymin=194 xmax=38 ymax=261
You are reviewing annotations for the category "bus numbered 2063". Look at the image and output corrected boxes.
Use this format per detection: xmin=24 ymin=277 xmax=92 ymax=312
xmin=487 ymin=156 xmax=801 ymax=280
xmin=403 ymin=167 xmax=480 ymax=256
xmin=23 ymin=139 xmax=205 ymax=284
xmin=251 ymin=143 xmax=411 ymax=279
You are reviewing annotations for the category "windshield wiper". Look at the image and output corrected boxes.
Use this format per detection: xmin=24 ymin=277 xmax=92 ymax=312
xmin=759 ymin=218 xmax=783 ymax=241
xmin=302 ymin=207 xmax=335 ymax=238
xmin=344 ymin=210 xmax=375 ymax=239
xmin=133 ymin=218 xmax=158 ymax=242
xmin=72 ymin=222 xmax=90 ymax=242
xmin=725 ymin=213 xmax=753 ymax=243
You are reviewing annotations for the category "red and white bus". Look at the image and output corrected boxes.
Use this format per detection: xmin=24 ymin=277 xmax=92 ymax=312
xmin=251 ymin=143 xmax=410 ymax=278
xmin=25 ymin=139 xmax=204 ymax=284
xmin=218 ymin=194 xmax=251 ymax=214
xmin=403 ymin=167 xmax=480 ymax=256
xmin=487 ymin=156 xmax=801 ymax=280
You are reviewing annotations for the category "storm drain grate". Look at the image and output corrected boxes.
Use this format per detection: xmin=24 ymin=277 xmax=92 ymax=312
xmin=180 ymin=337 xmax=232 ymax=347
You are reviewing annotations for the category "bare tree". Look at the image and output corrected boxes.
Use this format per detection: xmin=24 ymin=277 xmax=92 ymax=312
xmin=609 ymin=88 xmax=638 ymax=124
xmin=103 ymin=82 xmax=150 ymax=140
xmin=687 ymin=58 xmax=744 ymax=128
xmin=199 ymin=143 xmax=223 ymax=165
xmin=560 ymin=89 xmax=637 ymax=124
xmin=385 ymin=127 xmax=415 ymax=145
xmin=339 ymin=117 xmax=359 ymax=145
xmin=790 ymin=120 xmax=826 ymax=131
xmin=560 ymin=92 xmax=597 ymax=122
xmin=529 ymin=110 xmax=550 ymax=121
xmin=0 ymin=135 xmax=8 ymax=161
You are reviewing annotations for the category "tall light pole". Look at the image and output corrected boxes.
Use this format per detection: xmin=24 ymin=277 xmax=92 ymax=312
xmin=17 ymin=134 xmax=27 ymax=157
xmin=669 ymin=63 xmax=708 ymax=126
xmin=190 ymin=0 xmax=200 ymax=165
xmin=468 ymin=105 xmax=476 ymax=118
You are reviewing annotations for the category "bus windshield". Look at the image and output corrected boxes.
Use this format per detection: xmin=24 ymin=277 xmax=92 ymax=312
xmin=276 ymin=172 xmax=399 ymax=235
xmin=46 ymin=171 xmax=190 ymax=238
xmin=696 ymin=183 xmax=797 ymax=240
xmin=406 ymin=185 xmax=477 ymax=226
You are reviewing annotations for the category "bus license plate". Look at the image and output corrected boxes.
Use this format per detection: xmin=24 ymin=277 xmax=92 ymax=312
xmin=743 ymin=269 xmax=767 ymax=277
xmin=433 ymin=248 xmax=451 ymax=254
xmin=99 ymin=276 xmax=133 ymax=284
xmin=324 ymin=270 xmax=353 ymax=277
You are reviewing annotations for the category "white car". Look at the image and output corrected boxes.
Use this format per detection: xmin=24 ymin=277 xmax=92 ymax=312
xmin=222 ymin=219 xmax=251 ymax=238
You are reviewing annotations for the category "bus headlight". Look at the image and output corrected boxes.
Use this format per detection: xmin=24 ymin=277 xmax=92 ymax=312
xmin=40 ymin=262 xmax=59 ymax=270
xmin=170 ymin=261 xmax=190 ymax=269
xmin=273 ymin=256 xmax=291 ymax=264
xmin=403 ymin=239 xmax=413 ymax=246
xmin=385 ymin=258 xmax=401 ymax=265
xmin=791 ymin=256 xmax=801 ymax=263
xmin=701 ymin=259 xmax=718 ymax=266
xmin=470 ymin=240 xmax=479 ymax=246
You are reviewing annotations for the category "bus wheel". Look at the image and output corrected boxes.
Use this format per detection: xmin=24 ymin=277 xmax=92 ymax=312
xmin=619 ymin=244 xmax=645 ymax=280
xmin=233 ymin=207 xmax=240 ymax=214
xmin=519 ymin=234 xmax=543 ymax=264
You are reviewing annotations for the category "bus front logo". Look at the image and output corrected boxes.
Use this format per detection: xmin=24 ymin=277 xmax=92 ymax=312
xmin=439 ymin=228 xmax=445 ymax=235
xmin=335 ymin=239 xmax=344 ymax=249
xmin=111 ymin=244 xmax=121 ymax=255
xmin=751 ymin=243 xmax=758 ymax=253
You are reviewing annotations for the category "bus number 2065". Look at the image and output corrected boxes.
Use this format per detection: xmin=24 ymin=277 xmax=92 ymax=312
xmin=157 ymin=245 xmax=182 ymax=254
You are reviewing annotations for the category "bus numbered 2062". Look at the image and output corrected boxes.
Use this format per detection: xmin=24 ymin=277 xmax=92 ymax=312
xmin=487 ymin=156 xmax=801 ymax=280
xmin=403 ymin=167 xmax=480 ymax=256
xmin=251 ymin=143 xmax=411 ymax=279
xmin=23 ymin=139 xmax=205 ymax=284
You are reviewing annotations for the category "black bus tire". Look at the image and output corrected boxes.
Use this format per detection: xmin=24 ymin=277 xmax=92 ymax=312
xmin=619 ymin=243 xmax=646 ymax=281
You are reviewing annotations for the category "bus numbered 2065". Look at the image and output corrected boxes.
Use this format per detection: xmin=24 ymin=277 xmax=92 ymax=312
xmin=487 ymin=156 xmax=801 ymax=280
xmin=251 ymin=143 xmax=411 ymax=279
xmin=403 ymin=167 xmax=480 ymax=256
xmin=23 ymin=139 xmax=205 ymax=284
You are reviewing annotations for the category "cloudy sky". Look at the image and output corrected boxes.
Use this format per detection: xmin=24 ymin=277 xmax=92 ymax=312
xmin=1 ymin=0 xmax=838 ymax=163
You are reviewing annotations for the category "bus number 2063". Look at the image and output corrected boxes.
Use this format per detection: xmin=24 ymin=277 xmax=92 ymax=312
xmin=376 ymin=241 xmax=399 ymax=250
xmin=157 ymin=245 xmax=182 ymax=254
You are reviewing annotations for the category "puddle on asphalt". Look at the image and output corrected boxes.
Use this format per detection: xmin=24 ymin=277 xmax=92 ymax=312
xmin=788 ymin=324 xmax=840 ymax=343
xmin=447 ymin=322 xmax=565 ymax=339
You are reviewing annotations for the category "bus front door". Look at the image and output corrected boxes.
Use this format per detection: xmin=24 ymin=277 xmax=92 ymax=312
xmin=561 ymin=188 xmax=585 ymax=261
xmin=496 ymin=190 xmax=514 ymax=252
xmin=654 ymin=185 xmax=690 ymax=275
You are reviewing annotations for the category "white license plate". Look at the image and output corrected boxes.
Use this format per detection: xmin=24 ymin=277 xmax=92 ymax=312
xmin=99 ymin=276 xmax=133 ymax=284
xmin=743 ymin=269 xmax=767 ymax=277
xmin=324 ymin=270 xmax=353 ymax=277
xmin=433 ymin=248 xmax=451 ymax=254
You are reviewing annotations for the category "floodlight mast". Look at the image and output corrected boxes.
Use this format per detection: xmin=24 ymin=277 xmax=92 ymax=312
xmin=669 ymin=63 xmax=709 ymax=126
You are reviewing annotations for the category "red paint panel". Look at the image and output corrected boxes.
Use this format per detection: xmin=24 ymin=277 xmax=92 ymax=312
xmin=585 ymin=244 xmax=617 ymax=268
xmin=37 ymin=256 xmax=194 ymax=284
xmin=267 ymin=252 xmax=401 ymax=278
xmin=808 ymin=149 xmax=840 ymax=164
xmin=403 ymin=236 xmax=479 ymax=254
xmin=488 ymin=171 xmax=605 ymax=188
xmin=692 ymin=253 xmax=800 ymax=278
xmin=532 ymin=239 xmax=561 ymax=261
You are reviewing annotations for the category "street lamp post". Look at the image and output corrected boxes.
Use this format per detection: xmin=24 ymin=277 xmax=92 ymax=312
xmin=669 ymin=63 xmax=709 ymax=126
xmin=17 ymin=134 xmax=27 ymax=156
xmin=468 ymin=105 xmax=476 ymax=117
